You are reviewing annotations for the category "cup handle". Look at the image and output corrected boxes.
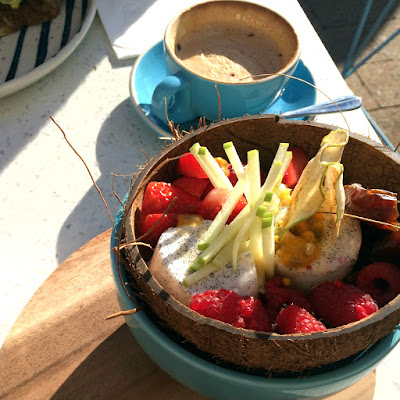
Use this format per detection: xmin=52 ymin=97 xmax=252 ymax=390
xmin=151 ymin=72 xmax=197 ymax=125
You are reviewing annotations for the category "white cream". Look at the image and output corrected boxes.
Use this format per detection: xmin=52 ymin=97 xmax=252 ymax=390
xmin=149 ymin=221 xmax=259 ymax=306
xmin=275 ymin=216 xmax=362 ymax=292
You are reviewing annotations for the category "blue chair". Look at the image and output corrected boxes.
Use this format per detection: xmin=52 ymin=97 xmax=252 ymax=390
xmin=342 ymin=0 xmax=399 ymax=154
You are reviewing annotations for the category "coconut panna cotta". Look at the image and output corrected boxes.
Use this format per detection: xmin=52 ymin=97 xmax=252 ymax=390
xmin=274 ymin=128 xmax=362 ymax=291
xmin=148 ymin=128 xmax=362 ymax=301
xmin=275 ymin=216 xmax=361 ymax=292
xmin=149 ymin=221 xmax=259 ymax=306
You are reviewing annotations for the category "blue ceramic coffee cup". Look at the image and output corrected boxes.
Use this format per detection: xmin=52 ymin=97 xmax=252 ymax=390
xmin=151 ymin=1 xmax=301 ymax=125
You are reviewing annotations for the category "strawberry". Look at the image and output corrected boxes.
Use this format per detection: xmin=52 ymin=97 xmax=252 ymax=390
xmin=172 ymin=176 xmax=210 ymax=199
xmin=275 ymin=305 xmax=326 ymax=334
xmin=356 ymin=262 xmax=400 ymax=307
xmin=198 ymin=187 xmax=247 ymax=223
xmin=310 ymin=280 xmax=378 ymax=328
xmin=137 ymin=213 xmax=178 ymax=246
xmin=201 ymin=181 xmax=214 ymax=199
xmin=175 ymin=152 xmax=208 ymax=179
xmin=282 ymin=147 xmax=309 ymax=189
xmin=141 ymin=181 xmax=201 ymax=215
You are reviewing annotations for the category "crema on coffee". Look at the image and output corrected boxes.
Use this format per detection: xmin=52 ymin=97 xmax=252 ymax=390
xmin=175 ymin=25 xmax=285 ymax=83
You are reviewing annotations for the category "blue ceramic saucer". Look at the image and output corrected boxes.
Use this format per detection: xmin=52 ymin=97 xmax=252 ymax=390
xmin=129 ymin=41 xmax=316 ymax=138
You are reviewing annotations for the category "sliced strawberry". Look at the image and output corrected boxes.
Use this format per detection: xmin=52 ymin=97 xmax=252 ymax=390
xmin=282 ymin=147 xmax=309 ymax=189
xmin=137 ymin=213 xmax=178 ymax=246
xmin=175 ymin=152 xmax=208 ymax=179
xmin=172 ymin=176 xmax=210 ymax=199
xmin=199 ymin=187 xmax=247 ymax=223
xmin=141 ymin=181 xmax=202 ymax=215
xmin=201 ymin=181 xmax=214 ymax=199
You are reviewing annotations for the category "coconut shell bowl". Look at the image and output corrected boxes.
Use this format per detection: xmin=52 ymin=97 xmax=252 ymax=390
xmin=110 ymin=116 xmax=400 ymax=399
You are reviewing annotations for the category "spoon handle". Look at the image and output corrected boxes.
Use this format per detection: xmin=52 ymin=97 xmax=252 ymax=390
xmin=280 ymin=95 xmax=362 ymax=119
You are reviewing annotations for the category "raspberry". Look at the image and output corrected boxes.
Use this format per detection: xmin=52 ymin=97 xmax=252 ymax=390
xmin=190 ymin=289 xmax=271 ymax=332
xmin=276 ymin=304 xmax=327 ymax=334
xmin=310 ymin=280 xmax=379 ymax=328
xmin=264 ymin=276 xmax=314 ymax=320
xmin=357 ymin=262 xmax=400 ymax=307
xmin=239 ymin=296 xmax=272 ymax=332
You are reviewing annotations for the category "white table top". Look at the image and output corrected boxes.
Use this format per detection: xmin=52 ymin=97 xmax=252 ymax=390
xmin=0 ymin=1 xmax=398 ymax=398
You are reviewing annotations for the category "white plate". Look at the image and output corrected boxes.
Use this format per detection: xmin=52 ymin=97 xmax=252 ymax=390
xmin=0 ymin=0 xmax=97 ymax=99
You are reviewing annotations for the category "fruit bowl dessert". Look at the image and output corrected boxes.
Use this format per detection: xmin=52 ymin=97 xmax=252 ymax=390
xmin=117 ymin=115 xmax=400 ymax=374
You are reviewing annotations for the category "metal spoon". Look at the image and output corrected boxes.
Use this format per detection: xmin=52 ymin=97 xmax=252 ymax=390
xmin=280 ymin=95 xmax=362 ymax=119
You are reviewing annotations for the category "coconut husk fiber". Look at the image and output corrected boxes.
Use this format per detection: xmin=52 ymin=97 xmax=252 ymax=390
xmin=123 ymin=115 xmax=400 ymax=373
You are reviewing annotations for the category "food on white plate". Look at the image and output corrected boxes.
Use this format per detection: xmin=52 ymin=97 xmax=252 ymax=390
xmin=0 ymin=0 xmax=62 ymax=36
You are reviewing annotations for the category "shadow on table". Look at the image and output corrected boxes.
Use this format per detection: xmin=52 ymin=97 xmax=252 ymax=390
xmin=0 ymin=18 xmax=107 ymax=175
xmin=0 ymin=229 xmax=199 ymax=399
xmin=55 ymin=98 xmax=163 ymax=264
xmin=50 ymin=324 xmax=204 ymax=400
